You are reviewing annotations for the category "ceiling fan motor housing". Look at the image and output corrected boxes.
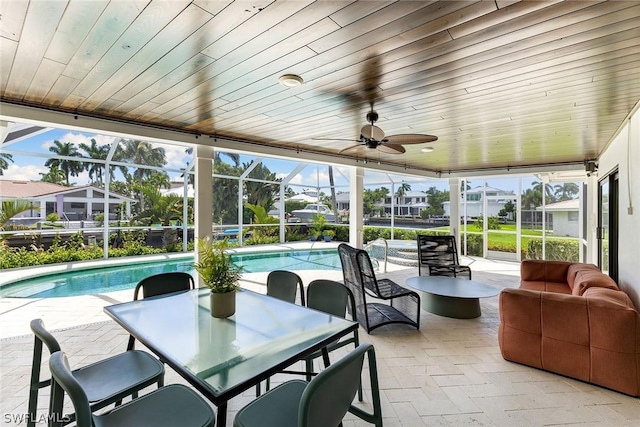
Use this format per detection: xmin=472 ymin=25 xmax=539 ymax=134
xmin=364 ymin=139 xmax=380 ymax=149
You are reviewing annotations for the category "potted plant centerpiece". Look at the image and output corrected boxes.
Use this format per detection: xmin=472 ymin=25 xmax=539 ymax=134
xmin=194 ymin=237 xmax=242 ymax=318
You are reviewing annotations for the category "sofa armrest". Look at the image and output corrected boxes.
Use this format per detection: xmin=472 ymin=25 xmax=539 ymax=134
xmin=498 ymin=288 xmax=543 ymax=368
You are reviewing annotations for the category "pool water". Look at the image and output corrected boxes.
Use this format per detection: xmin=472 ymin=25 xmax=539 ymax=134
xmin=1 ymin=249 xmax=341 ymax=298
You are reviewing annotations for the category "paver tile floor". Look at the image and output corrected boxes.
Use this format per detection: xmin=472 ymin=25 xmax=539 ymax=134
xmin=2 ymin=255 xmax=639 ymax=426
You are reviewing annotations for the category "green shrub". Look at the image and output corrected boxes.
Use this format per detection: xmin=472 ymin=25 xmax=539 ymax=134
xmin=46 ymin=213 xmax=60 ymax=222
xmin=244 ymin=235 xmax=279 ymax=245
xmin=475 ymin=216 xmax=501 ymax=230
xmin=462 ymin=234 xmax=483 ymax=256
xmin=527 ymin=239 xmax=579 ymax=262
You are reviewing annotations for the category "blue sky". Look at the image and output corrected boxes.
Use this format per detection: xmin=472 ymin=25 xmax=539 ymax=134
xmin=1 ymin=127 xmax=533 ymax=194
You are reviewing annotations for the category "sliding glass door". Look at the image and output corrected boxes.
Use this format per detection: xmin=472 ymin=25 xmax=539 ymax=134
xmin=598 ymin=171 xmax=618 ymax=281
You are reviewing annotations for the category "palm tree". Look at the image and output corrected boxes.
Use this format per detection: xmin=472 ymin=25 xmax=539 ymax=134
xmin=244 ymin=162 xmax=278 ymax=213
xmin=79 ymin=138 xmax=109 ymax=185
xmin=44 ymin=140 xmax=84 ymax=185
xmin=1 ymin=199 xmax=35 ymax=240
xmin=39 ymin=165 xmax=66 ymax=185
xmin=134 ymin=186 xmax=184 ymax=248
xmin=215 ymin=151 xmax=240 ymax=167
xmin=0 ymin=152 xmax=14 ymax=175
xmin=134 ymin=186 xmax=183 ymax=226
xmin=394 ymin=183 xmax=411 ymax=216
xmin=328 ymin=166 xmax=338 ymax=223
xmin=530 ymin=180 xmax=555 ymax=204
xmin=118 ymin=139 xmax=168 ymax=213
xmin=119 ymin=139 xmax=167 ymax=185
xmin=553 ymin=182 xmax=580 ymax=201
xmin=395 ymin=182 xmax=411 ymax=202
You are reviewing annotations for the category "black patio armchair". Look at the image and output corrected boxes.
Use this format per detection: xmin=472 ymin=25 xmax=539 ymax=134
xmin=338 ymin=243 xmax=420 ymax=333
xmin=417 ymin=234 xmax=472 ymax=279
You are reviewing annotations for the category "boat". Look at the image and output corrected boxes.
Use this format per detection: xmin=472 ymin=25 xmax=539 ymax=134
xmin=291 ymin=203 xmax=336 ymax=222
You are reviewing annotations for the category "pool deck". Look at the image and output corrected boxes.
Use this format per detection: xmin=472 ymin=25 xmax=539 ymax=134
xmin=3 ymin=245 xmax=640 ymax=426
xmin=0 ymin=241 xmax=342 ymax=338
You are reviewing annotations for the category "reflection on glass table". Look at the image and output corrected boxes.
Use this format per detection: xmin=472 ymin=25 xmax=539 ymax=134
xmin=104 ymin=288 xmax=358 ymax=426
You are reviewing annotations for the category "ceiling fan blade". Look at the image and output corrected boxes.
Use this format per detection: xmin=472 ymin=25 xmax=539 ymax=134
xmin=360 ymin=124 xmax=385 ymax=140
xmin=312 ymin=137 xmax=361 ymax=142
xmin=378 ymin=143 xmax=405 ymax=154
xmin=385 ymin=134 xmax=438 ymax=144
xmin=339 ymin=143 xmax=365 ymax=154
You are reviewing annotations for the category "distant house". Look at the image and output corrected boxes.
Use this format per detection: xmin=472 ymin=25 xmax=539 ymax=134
xmin=160 ymin=181 xmax=195 ymax=198
xmin=539 ymin=199 xmax=580 ymax=237
xmin=0 ymin=180 xmax=135 ymax=221
xmin=443 ymin=186 xmax=516 ymax=218
xmin=329 ymin=190 xmax=430 ymax=217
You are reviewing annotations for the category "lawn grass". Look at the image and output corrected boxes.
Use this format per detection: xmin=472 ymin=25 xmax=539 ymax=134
xmin=463 ymin=225 xmax=578 ymax=251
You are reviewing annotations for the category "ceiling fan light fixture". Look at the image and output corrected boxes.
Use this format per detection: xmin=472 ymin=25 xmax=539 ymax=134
xmin=278 ymin=74 xmax=303 ymax=87
xmin=421 ymin=147 xmax=434 ymax=153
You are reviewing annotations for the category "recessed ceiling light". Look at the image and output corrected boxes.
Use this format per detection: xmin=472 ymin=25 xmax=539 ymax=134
xmin=421 ymin=147 xmax=434 ymax=153
xmin=278 ymin=74 xmax=303 ymax=87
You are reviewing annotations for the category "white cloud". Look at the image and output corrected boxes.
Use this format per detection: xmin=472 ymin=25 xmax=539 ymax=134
xmin=276 ymin=172 xmax=303 ymax=186
xmin=160 ymin=143 xmax=192 ymax=169
xmin=2 ymin=164 xmax=47 ymax=181
xmin=41 ymin=132 xmax=117 ymax=152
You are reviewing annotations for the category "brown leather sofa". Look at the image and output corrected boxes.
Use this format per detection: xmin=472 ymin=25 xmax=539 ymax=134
xmin=498 ymin=260 xmax=640 ymax=396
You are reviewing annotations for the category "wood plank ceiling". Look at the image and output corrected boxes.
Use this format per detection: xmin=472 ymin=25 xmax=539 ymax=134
xmin=1 ymin=0 xmax=639 ymax=175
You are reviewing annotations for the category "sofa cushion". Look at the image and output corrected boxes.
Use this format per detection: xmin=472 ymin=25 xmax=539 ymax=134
xmin=541 ymin=292 xmax=590 ymax=381
xmin=567 ymin=263 xmax=600 ymax=289
xmin=572 ymin=270 xmax=618 ymax=296
xmin=520 ymin=260 xmax=571 ymax=283
xmin=584 ymin=287 xmax=640 ymax=396
xmin=583 ymin=287 xmax=635 ymax=308
xmin=520 ymin=280 xmax=571 ymax=294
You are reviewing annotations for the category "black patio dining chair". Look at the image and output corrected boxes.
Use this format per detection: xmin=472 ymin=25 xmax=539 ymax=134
xmin=305 ymin=279 xmax=362 ymax=400
xmin=338 ymin=243 xmax=420 ymax=333
xmin=28 ymin=319 xmax=165 ymax=427
xmin=127 ymin=271 xmax=195 ymax=350
xmin=266 ymin=270 xmax=306 ymax=306
xmin=48 ymin=351 xmax=215 ymax=427
xmin=417 ymin=234 xmax=472 ymax=279
xmin=257 ymin=270 xmax=307 ymax=395
xmin=234 ymin=343 xmax=382 ymax=427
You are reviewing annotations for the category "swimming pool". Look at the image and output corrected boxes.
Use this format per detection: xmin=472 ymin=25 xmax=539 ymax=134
xmin=0 ymin=249 xmax=341 ymax=298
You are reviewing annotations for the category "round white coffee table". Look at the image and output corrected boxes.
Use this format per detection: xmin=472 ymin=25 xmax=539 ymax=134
xmin=406 ymin=276 xmax=499 ymax=319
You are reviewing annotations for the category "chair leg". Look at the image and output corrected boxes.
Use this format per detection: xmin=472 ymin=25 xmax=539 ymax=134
xmin=27 ymin=339 xmax=44 ymax=427
xmin=27 ymin=382 xmax=39 ymax=427
xmin=49 ymin=380 xmax=65 ymax=427
xmin=126 ymin=335 xmax=135 ymax=351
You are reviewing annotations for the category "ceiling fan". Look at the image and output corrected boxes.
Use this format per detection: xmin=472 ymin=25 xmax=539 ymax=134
xmin=315 ymin=108 xmax=438 ymax=155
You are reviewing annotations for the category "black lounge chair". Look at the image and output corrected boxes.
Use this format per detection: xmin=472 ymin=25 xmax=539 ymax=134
xmin=338 ymin=243 xmax=420 ymax=333
xmin=417 ymin=234 xmax=472 ymax=279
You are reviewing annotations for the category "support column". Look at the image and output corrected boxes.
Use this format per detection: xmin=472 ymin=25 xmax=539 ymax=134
xmin=449 ymin=178 xmax=461 ymax=250
xmin=349 ymin=167 xmax=364 ymax=248
xmin=195 ymin=145 xmax=214 ymax=288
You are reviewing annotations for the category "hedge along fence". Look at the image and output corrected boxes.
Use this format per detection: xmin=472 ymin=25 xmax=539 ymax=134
xmin=526 ymin=239 xmax=580 ymax=262
xmin=363 ymin=226 xmax=450 ymax=243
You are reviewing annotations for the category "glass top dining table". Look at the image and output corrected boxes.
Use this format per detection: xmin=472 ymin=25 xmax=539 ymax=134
xmin=104 ymin=287 xmax=358 ymax=426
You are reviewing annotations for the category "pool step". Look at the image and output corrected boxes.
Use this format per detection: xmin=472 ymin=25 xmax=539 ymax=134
xmin=369 ymin=242 xmax=420 ymax=267
xmin=386 ymin=255 xmax=418 ymax=267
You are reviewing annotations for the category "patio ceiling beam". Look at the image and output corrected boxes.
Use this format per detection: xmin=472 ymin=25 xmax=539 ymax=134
xmin=1 ymin=102 xmax=589 ymax=179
